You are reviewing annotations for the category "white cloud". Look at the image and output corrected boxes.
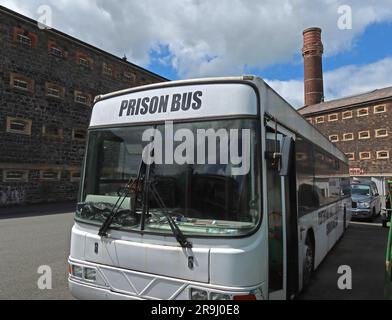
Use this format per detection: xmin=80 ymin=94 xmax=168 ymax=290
xmin=1 ymin=0 xmax=392 ymax=78
xmin=266 ymin=57 xmax=392 ymax=108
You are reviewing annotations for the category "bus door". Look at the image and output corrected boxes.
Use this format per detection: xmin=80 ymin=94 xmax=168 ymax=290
xmin=265 ymin=122 xmax=298 ymax=300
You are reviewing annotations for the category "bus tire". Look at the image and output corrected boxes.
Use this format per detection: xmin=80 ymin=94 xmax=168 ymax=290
xmin=302 ymin=235 xmax=314 ymax=290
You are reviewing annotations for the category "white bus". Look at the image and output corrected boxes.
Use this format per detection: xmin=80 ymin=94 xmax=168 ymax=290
xmin=68 ymin=76 xmax=351 ymax=300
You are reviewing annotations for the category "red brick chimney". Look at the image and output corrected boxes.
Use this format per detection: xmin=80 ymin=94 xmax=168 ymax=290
xmin=302 ymin=27 xmax=324 ymax=106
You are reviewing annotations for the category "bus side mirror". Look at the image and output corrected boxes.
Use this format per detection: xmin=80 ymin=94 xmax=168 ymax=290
xmin=279 ymin=136 xmax=294 ymax=177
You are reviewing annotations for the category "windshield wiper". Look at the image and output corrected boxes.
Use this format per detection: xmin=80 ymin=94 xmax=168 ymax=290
xmin=98 ymin=158 xmax=146 ymax=237
xmin=146 ymin=169 xmax=192 ymax=249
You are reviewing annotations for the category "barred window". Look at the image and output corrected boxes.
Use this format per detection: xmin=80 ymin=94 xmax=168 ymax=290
xmin=376 ymin=151 xmax=389 ymax=160
xmin=358 ymin=131 xmax=370 ymax=140
xmin=375 ymin=129 xmax=388 ymax=138
xmin=328 ymin=113 xmax=338 ymax=122
xmin=17 ymin=34 xmax=32 ymax=47
xmin=357 ymin=108 xmax=369 ymax=117
xmin=342 ymin=133 xmax=354 ymax=141
xmin=315 ymin=116 xmax=324 ymax=124
xmin=79 ymin=57 xmax=89 ymax=67
xmin=50 ymin=47 xmax=63 ymax=58
xmin=329 ymin=135 xmax=339 ymax=142
xmin=3 ymin=170 xmax=28 ymax=182
xmin=359 ymin=152 xmax=371 ymax=160
xmin=40 ymin=170 xmax=61 ymax=181
xmin=10 ymin=73 xmax=34 ymax=93
xmin=345 ymin=153 xmax=355 ymax=161
xmin=74 ymin=91 xmax=91 ymax=106
xmin=6 ymin=117 xmax=32 ymax=135
xmin=374 ymin=105 xmax=386 ymax=114
xmin=342 ymin=111 xmax=353 ymax=119
xmin=103 ymin=62 xmax=113 ymax=76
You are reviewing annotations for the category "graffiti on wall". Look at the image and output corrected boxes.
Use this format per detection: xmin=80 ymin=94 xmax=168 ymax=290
xmin=0 ymin=186 xmax=26 ymax=206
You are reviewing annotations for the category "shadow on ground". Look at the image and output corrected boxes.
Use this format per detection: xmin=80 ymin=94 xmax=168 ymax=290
xmin=0 ymin=202 xmax=76 ymax=220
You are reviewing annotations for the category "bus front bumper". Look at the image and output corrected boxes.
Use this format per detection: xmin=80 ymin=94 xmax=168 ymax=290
xmin=68 ymin=258 xmax=265 ymax=300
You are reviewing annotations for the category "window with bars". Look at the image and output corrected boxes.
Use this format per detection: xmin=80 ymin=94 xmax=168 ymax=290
xmin=359 ymin=152 xmax=371 ymax=160
xmin=45 ymin=83 xmax=64 ymax=99
xmin=328 ymin=114 xmax=338 ymax=122
xmin=50 ymin=46 xmax=63 ymax=58
xmin=79 ymin=57 xmax=89 ymax=67
xmin=342 ymin=111 xmax=353 ymax=119
xmin=358 ymin=131 xmax=370 ymax=140
xmin=357 ymin=108 xmax=369 ymax=117
xmin=13 ymin=79 xmax=28 ymax=90
xmin=3 ymin=170 xmax=29 ymax=182
xmin=47 ymin=87 xmax=60 ymax=98
xmin=40 ymin=170 xmax=61 ymax=181
xmin=74 ymin=91 xmax=91 ymax=105
xmin=103 ymin=63 xmax=113 ymax=76
xmin=329 ymin=135 xmax=339 ymax=142
xmin=315 ymin=116 xmax=324 ymax=124
xmin=342 ymin=133 xmax=354 ymax=141
xmin=374 ymin=105 xmax=387 ymax=114
xmin=345 ymin=153 xmax=355 ymax=161
xmin=6 ymin=117 xmax=32 ymax=135
xmin=375 ymin=129 xmax=388 ymax=138
xmin=17 ymin=33 xmax=32 ymax=47
xmin=10 ymin=73 xmax=34 ymax=93
xmin=376 ymin=151 xmax=390 ymax=160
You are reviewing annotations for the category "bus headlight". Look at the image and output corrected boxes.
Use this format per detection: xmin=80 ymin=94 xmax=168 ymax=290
xmin=70 ymin=264 xmax=97 ymax=282
xmin=72 ymin=265 xmax=83 ymax=279
xmin=210 ymin=292 xmax=231 ymax=300
xmin=84 ymin=267 xmax=97 ymax=281
xmin=190 ymin=288 xmax=208 ymax=300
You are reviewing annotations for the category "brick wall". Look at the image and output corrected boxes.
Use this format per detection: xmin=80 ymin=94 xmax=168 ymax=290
xmin=305 ymin=101 xmax=392 ymax=176
xmin=0 ymin=9 xmax=166 ymax=206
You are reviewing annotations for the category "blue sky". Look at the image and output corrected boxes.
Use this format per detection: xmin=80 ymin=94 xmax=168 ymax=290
xmin=1 ymin=0 xmax=392 ymax=107
xmin=150 ymin=20 xmax=392 ymax=85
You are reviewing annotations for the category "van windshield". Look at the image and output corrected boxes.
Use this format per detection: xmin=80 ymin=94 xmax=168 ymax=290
xmin=77 ymin=119 xmax=261 ymax=237
xmin=351 ymin=184 xmax=371 ymax=196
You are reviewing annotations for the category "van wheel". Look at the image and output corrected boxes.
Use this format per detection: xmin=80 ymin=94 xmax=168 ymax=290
xmin=303 ymin=236 xmax=314 ymax=289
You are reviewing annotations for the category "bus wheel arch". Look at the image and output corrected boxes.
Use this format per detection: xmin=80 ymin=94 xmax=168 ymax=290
xmin=302 ymin=229 xmax=315 ymax=290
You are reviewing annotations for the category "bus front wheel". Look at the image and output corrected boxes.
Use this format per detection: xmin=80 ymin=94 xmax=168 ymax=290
xmin=303 ymin=236 xmax=314 ymax=289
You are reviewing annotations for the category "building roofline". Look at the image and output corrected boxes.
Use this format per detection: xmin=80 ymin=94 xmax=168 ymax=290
xmin=300 ymin=96 xmax=392 ymax=116
xmin=299 ymin=87 xmax=392 ymax=115
xmin=0 ymin=5 xmax=169 ymax=82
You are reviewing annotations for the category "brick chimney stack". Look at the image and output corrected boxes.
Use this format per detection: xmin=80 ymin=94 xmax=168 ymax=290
xmin=302 ymin=27 xmax=324 ymax=106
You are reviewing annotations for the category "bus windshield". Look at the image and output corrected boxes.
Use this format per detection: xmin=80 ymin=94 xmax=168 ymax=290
xmin=77 ymin=119 xmax=261 ymax=237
